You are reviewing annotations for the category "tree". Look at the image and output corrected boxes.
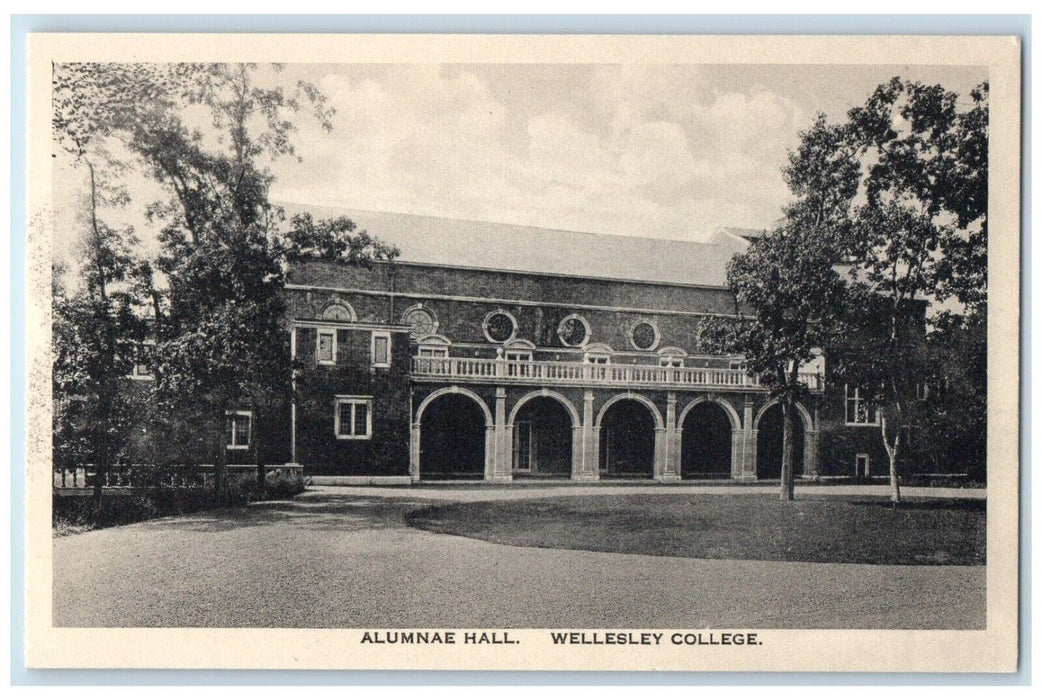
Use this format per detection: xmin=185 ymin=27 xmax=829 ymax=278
xmin=704 ymin=115 xmax=855 ymax=501
xmin=52 ymin=65 xmax=159 ymax=499
xmin=53 ymin=62 xmax=400 ymax=501
xmin=832 ymin=77 xmax=989 ymax=502
xmin=51 ymin=207 xmax=153 ymax=500
xmin=127 ymin=64 xmax=323 ymax=501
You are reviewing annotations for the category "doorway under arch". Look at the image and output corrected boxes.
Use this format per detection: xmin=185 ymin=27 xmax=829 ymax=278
xmin=681 ymin=402 xmax=734 ymax=479
xmin=512 ymin=396 xmax=573 ymax=478
xmin=419 ymin=393 xmax=488 ymax=480
xmin=599 ymin=399 xmax=656 ymax=478
xmin=755 ymin=402 xmax=806 ymax=480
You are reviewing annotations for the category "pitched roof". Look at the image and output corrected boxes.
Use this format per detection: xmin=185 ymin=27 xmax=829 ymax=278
xmin=281 ymin=205 xmax=737 ymax=288
xmin=707 ymin=226 xmax=769 ymax=255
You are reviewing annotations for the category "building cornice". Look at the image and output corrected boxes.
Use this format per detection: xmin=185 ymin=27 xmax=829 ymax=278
xmin=285 ymin=283 xmax=744 ymax=321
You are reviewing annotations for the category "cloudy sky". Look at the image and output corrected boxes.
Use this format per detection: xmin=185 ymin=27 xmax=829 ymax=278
xmin=266 ymin=62 xmax=986 ymax=242
xmin=52 ymin=61 xmax=987 ymax=259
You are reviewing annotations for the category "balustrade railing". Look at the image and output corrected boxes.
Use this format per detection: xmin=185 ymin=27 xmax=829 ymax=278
xmin=412 ymin=356 xmax=823 ymax=392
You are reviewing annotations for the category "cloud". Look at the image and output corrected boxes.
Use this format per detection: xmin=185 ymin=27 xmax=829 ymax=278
xmin=270 ymin=64 xmax=809 ymax=241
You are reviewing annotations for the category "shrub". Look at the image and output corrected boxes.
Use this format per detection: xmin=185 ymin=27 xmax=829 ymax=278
xmin=53 ymin=470 xmax=307 ymax=534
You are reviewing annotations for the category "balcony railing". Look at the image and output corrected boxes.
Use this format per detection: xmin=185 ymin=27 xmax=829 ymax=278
xmin=411 ymin=357 xmax=823 ymax=392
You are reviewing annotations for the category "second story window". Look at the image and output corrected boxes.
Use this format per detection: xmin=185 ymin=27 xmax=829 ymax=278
xmin=483 ymin=310 xmax=518 ymax=344
xmin=630 ymin=320 xmax=660 ymax=351
xmin=557 ymin=314 xmax=590 ymax=347
xmin=845 ymin=385 xmax=878 ymax=426
xmin=371 ymin=332 xmax=391 ymax=368
xmin=317 ymin=328 xmax=337 ymax=365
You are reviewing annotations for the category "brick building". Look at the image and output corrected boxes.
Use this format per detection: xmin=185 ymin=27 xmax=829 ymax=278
xmin=202 ymin=209 xmax=903 ymax=484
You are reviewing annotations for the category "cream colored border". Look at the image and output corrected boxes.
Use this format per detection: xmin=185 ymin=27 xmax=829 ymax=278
xmin=25 ymin=33 xmax=1021 ymax=672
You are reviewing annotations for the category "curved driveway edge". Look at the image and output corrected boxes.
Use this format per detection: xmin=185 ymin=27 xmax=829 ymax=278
xmin=53 ymin=486 xmax=985 ymax=629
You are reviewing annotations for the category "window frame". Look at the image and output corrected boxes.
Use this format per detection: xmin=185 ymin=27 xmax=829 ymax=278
xmin=401 ymin=304 xmax=438 ymax=338
xmin=557 ymin=313 xmax=591 ymax=348
xmin=856 ymin=453 xmax=871 ymax=477
xmin=334 ymin=396 xmax=374 ymax=440
xmin=629 ymin=319 xmax=661 ymax=352
xmin=371 ymin=331 xmax=392 ymax=369
xmin=226 ymin=410 xmax=252 ymax=450
xmin=482 ymin=309 xmax=519 ymax=344
xmin=316 ymin=327 xmax=338 ymax=366
xmin=844 ymin=385 xmax=879 ymax=426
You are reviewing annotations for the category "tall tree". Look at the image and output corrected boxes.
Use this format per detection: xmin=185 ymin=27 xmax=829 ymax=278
xmin=704 ymin=115 xmax=855 ymax=501
xmin=52 ymin=64 xmax=159 ymax=499
xmin=833 ymin=77 xmax=989 ymax=502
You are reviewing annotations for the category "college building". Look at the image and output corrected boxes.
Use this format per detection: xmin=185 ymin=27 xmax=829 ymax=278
xmin=216 ymin=210 xmax=897 ymax=483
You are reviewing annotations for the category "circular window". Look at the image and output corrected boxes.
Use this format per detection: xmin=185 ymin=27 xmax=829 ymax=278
xmin=557 ymin=314 xmax=590 ymax=347
xmin=483 ymin=310 xmax=518 ymax=343
xmin=402 ymin=305 xmax=437 ymax=337
xmin=630 ymin=320 xmax=660 ymax=351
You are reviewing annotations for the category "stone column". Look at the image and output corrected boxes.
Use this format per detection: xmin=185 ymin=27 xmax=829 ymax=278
xmin=571 ymin=426 xmax=584 ymax=480
xmin=804 ymin=430 xmax=819 ymax=478
xmin=653 ymin=427 xmax=676 ymax=482
xmin=490 ymin=387 xmax=512 ymax=482
xmin=410 ymin=422 xmax=421 ymax=482
xmin=575 ymin=390 xmax=600 ymax=481
xmin=737 ymin=400 xmax=758 ymax=480
xmin=658 ymin=392 xmax=681 ymax=482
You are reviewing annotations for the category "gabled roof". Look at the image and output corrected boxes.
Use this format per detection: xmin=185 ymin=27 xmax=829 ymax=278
xmin=280 ymin=205 xmax=737 ymax=288
xmin=707 ymin=226 xmax=768 ymax=254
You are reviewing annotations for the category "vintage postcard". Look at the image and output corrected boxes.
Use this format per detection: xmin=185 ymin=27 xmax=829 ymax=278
xmin=24 ymin=32 xmax=1021 ymax=672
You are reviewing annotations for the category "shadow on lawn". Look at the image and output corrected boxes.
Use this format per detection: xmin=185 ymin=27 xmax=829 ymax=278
xmin=407 ymin=494 xmax=987 ymax=566
xmin=141 ymin=490 xmax=434 ymax=534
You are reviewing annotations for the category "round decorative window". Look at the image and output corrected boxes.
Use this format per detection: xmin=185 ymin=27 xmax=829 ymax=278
xmin=321 ymin=302 xmax=353 ymax=321
xmin=402 ymin=306 xmax=437 ymax=337
xmin=630 ymin=320 xmax=660 ymax=351
xmin=483 ymin=310 xmax=518 ymax=343
xmin=557 ymin=314 xmax=590 ymax=347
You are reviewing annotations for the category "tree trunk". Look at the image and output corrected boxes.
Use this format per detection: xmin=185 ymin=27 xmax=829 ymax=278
xmin=779 ymin=396 xmax=796 ymax=501
xmin=214 ymin=415 xmax=227 ymax=506
xmin=881 ymin=415 xmax=902 ymax=504
xmin=255 ymin=406 xmax=266 ymax=491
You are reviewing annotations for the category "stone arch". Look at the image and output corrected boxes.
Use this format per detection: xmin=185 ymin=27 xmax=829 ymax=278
xmin=595 ymin=392 xmax=664 ymax=430
xmin=678 ymin=396 xmax=741 ymax=431
xmin=754 ymin=398 xmax=814 ymax=432
xmin=508 ymin=389 xmax=581 ymax=429
xmin=415 ymin=385 xmax=493 ymax=428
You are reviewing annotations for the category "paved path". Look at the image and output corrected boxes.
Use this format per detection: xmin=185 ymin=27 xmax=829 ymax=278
xmin=53 ymin=486 xmax=985 ymax=629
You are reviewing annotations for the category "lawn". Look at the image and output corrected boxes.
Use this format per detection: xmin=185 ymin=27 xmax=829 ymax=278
xmin=406 ymin=494 xmax=986 ymax=565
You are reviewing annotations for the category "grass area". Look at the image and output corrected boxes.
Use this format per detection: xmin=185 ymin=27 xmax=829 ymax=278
xmin=406 ymin=494 xmax=986 ymax=565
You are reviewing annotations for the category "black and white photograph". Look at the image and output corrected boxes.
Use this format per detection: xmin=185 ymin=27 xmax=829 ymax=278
xmin=24 ymin=32 xmax=1021 ymax=672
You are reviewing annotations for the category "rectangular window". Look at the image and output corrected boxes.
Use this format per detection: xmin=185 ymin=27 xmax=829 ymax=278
xmin=226 ymin=411 xmax=252 ymax=449
xmin=126 ymin=341 xmax=155 ymax=380
xmin=845 ymin=385 xmax=878 ymax=425
xmin=371 ymin=332 xmax=391 ymax=368
xmin=335 ymin=396 xmax=373 ymax=440
xmin=660 ymin=357 xmax=683 ymax=368
xmin=505 ymin=350 xmax=533 ymax=377
xmin=317 ymin=328 xmax=337 ymax=365
xmin=418 ymin=346 xmax=449 ymax=359
xmin=856 ymin=454 xmax=871 ymax=477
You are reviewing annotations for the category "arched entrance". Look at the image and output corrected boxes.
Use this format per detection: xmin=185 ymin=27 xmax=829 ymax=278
xmin=755 ymin=402 xmax=807 ymax=480
xmin=598 ymin=398 xmax=657 ymax=478
xmin=681 ymin=401 xmax=735 ymax=479
xmin=512 ymin=397 xmax=573 ymax=478
xmin=419 ymin=393 xmax=488 ymax=480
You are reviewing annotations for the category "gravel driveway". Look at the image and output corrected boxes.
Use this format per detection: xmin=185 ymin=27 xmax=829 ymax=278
xmin=52 ymin=486 xmax=985 ymax=629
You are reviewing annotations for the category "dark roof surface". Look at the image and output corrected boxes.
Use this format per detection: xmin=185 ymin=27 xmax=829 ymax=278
xmin=282 ymin=205 xmax=736 ymax=288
